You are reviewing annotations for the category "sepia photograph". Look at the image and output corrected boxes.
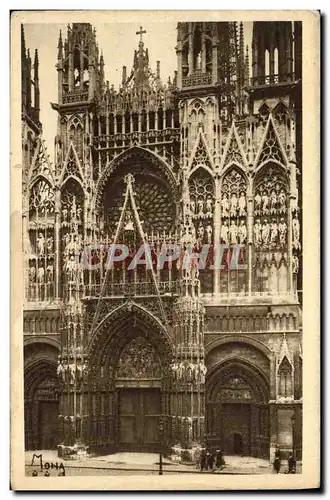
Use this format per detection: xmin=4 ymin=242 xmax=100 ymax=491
xmin=10 ymin=10 xmax=320 ymax=490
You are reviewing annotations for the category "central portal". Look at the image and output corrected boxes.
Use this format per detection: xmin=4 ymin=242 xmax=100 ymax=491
xmin=119 ymin=388 xmax=161 ymax=452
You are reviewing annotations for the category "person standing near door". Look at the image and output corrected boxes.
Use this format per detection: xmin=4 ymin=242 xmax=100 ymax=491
xmin=273 ymin=445 xmax=281 ymax=474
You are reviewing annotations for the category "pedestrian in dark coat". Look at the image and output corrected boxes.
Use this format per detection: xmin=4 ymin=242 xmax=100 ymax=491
xmin=287 ymin=453 xmax=296 ymax=474
xmin=207 ymin=451 xmax=215 ymax=471
xmin=273 ymin=447 xmax=281 ymax=474
xmin=200 ymin=449 xmax=207 ymax=471
xmin=215 ymin=449 xmax=225 ymax=468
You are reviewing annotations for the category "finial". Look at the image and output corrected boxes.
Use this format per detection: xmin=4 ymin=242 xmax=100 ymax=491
xmin=136 ymin=25 xmax=146 ymax=44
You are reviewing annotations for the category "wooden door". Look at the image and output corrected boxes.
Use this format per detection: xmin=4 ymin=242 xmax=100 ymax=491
xmin=39 ymin=401 xmax=60 ymax=449
xmin=119 ymin=389 xmax=160 ymax=452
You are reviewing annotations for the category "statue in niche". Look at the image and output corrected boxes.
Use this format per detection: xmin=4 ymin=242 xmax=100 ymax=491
xmin=261 ymin=219 xmax=270 ymax=246
xmin=238 ymin=192 xmax=246 ymax=217
xmin=124 ymin=210 xmax=135 ymax=231
xmin=188 ymin=225 xmax=196 ymax=242
xmin=261 ymin=190 xmax=269 ymax=214
xmin=292 ymin=216 xmax=301 ymax=250
xmin=230 ymin=193 xmax=238 ymax=217
xmin=46 ymin=263 xmax=54 ymax=282
xmin=254 ymin=191 xmax=262 ymax=214
xmin=278 ymin=188 xmax=287 ymax=213
xmin=221 ymin=220 xmax=229 ymax=244
xmin=254 ymin=219 xmax=262 ymax=247
xmin=190 ymin=199 xmax=196 ymax=215
xmin=62 ymin=208 xmax=68 ymax=225
xmin=206 ymin=197 xmax=213 ymax=217
xmin=37 ymin=232 xmax=45 ymax=255
xmin=229 ymin=220 xmax=238 ymax=244
xmin=292 ymin=254 xmax=299 ymax=274
xmin=46 ymin=236 xmax=54 ymax=254
xmin=29 ymin=264 xmax=36 ymax=283
xmin=221 ymin=193 xmax=229 ymax=217
xmin=270 ymin=189 xmax=277 ymax=214
xmin=270 ymin=219 xmax=278 ymax=246
xmin=238 ymin=220 xmax=247 ymax=244
xmin=65 ymin=255 xmax=77 ymax=282
xmin=197 ymin=198 xmax=204 ymax=216
xmin=278 ymin=218 xmax=287 ymax=248
xmin=197 ymin=222 xmax=204 ymax=241
xmin=71 ymin=196 xmax=77 ymax=220
xmin=37 ymin=266 xmax=45 ymax=283
xmin=76 ymin=205 xmax=82 ymax=223
xmin=206 ymin=223 xmax=213 ymax=244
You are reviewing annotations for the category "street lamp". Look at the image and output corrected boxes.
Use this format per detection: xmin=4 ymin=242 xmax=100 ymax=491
xmin=291 ymin=413 xmax=296 ymax=458
xmin=159 ymin=415 xmax=164 ymax=476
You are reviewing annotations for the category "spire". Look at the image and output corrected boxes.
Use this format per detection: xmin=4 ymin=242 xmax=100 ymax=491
xmin=57 ymin=30 xmax=63 ymax=60
xmin=34 ymin=49 xmax=39 ymax=79
xmin=21 ymin=24 xmax=26 ymax=58
xmin=245 ymin=44 xmax=250 ymax=86
xmin=239 ymin=21 xmax=244 ymax=61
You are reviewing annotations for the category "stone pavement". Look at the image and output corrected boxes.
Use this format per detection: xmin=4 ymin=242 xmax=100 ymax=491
xmin=25 ymin=450 xmax=301 ymax=475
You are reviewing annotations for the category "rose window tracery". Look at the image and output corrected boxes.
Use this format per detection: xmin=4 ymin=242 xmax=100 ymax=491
xmin=104 ymin=174 xmax=175 ymax=237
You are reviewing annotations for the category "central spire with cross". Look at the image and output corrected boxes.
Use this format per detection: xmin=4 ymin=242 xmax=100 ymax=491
xmin=136 ymin=25 xmax=146 ymax=44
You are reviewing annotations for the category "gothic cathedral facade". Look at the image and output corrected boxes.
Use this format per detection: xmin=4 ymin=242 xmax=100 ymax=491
xmin=22 ymin=21 xmax=302 ymax=461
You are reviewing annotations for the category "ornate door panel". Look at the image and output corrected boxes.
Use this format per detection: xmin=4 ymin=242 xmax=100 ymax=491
xmin=119 ymin=389 xmax=160 ymax=452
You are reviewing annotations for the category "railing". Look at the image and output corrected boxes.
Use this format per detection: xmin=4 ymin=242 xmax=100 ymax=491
xmin=62 ymin=90 xmax=89 ymax=104
xmin=182 ymin=71 xmax=212 ymax=88
xmin=250 ymin=73 xmax=295 ymax=87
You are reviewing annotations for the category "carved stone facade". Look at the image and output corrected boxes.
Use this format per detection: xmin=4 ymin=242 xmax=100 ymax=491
xmin=23 ymin=21 xmax=302 ymax=461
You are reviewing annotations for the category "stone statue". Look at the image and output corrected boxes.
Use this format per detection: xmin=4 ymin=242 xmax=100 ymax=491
xmin=221 ymin=193 xmax=229 ymax=217
xmin=46 ymin=263 xmax=54 ymax=282
xmin=262 ymin=191 xmax=269 ymax=214
xmin=29 ymin=265 xmax=36 ymax=283
xmin=254 ymin=219 xmax=262 ymax=247
xmin=76 ymin=205 xmax=82 ymax=223
xmin=270 ymin=190 xmax=277 ymax=214
xmin=46 ymin=236 xmax=53 ymax=254
xmin=270 ymin=220 xmax=278 ymax=246
xmin=254 ymin=191 xmax=262 ymax=214
xmin=37 ymin=232 xmax=45 ymax=255
xmin=197 ymin=222 xmax=204 ymax=241
xmin=229 ymin=220 xmax=238 ymax=244
xmin=197 ymin=198 xmax=204 ymax=216
xmin=206 ymin=197 xmax=213 ymax=216
xmin=230 ymin=193 xmax=238 ymax=217
xmin=278 ymin=189 xmax=287 ymax=213
xmin=62 ymin=208 xmax=68 ymax=224
xmin=292 ymin=254 xmax=299 ymax=274
xmin=292 ymin=216 xmax=301 ymax=250
xmin=190 ymin=199 xmax=196 ymax=215
xmin=278 ymin=218 xmax=287 ymax=248
xmin=238 ymin=192 xmax=246 ymax=217
xmin=221 ymin=220 xmax=229 ymax=244
xmin=261 ymin=219 xmax=270 ymax=246
xmin=206 ymin=224 xmax=213 ymax=244
xmin=238 ymin=220 xmax=247 ymax=244
xmin=66 ymin=255 xmax=77 ymax=282
xmin=37 ymin=266 xmax=45 ymax=283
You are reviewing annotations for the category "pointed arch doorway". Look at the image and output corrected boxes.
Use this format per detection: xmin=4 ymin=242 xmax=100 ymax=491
xmin=206 ymin=360 xmax=270 ymax=458
xmin=87 ymin=302 xmax=173 ymax=455
xmin=116 ymin=336 xmax=162 ymax=452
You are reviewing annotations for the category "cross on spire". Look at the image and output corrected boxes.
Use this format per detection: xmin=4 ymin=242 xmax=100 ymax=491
xmin=136 ymin=26 xmax=146 ymax=43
